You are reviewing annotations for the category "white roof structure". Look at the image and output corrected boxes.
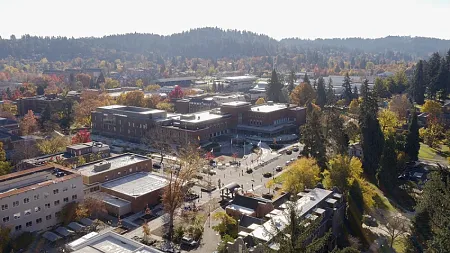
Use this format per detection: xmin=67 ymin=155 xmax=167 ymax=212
xmin=68 ymin=231 xmax=163 ymax=253
xmin=76 ymin=154 xmax=149 ymax=177
xmin=250 ymin=188 xmax=333 ymax=242
xmin=251 ymin=103 xmax=288 ymax=113
xmin=102 ymin=172 xmax=167 ymax=197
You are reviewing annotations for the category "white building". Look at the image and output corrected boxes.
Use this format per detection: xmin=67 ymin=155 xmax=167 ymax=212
xmin=67 ymin=231 xmax=163 ymax=252
xmin=0 ymin=165 xmax=84 ymax=235
xmin=223 ymin=76 xmax=258 ymax=91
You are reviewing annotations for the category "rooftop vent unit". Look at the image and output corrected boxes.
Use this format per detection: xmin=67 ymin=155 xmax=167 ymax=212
xmin=93 ymin=161 xmax=111 ymax=172
xmin=267 ymin=101 xmax=274 ymax=105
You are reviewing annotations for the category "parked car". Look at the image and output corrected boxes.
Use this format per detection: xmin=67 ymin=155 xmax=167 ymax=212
xmin=290 ymin=158 xmax=296 ymax=162
xmin=275 ymin=166 xmax=283 ymax=172
xmin=181 ymin=236 xmax=198 ymax=247
xmin=286 ymin=150 xmax=292 ymax=155
xmin=293 ymin=147 xmax=299 ymax=152
xmin=285 ymin=161 xmax=291 ymax=165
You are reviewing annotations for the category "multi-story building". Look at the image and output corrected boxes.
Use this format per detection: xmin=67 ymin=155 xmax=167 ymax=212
xmin=223 ymin=75 xmax=258 ymax=91
xmin=19 ymin=141 xmax=110 ymax=170
xmin=0 ymin=165 xmax=84 ymax=235
xmin=75 ymin=154 xmax=163 ymax=216
xmin=174 ymin=94 xmax=246 ymax=114
xmin=154 ymin=76 xmax=197 ymax=87
xmin=227 ymin=188 xmax=345 ymax=252
xmin=92 ymin=102 xmax=306 ymax=144
xmin=16 ymin=95 xmax=64 ymax=116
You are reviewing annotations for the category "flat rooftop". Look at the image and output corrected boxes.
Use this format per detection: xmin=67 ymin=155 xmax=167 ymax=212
xmin=179 ymin=111 xmax=224 ymax=123
xmin=251 ymin=103 xmax=287 ymax=113
xmin=221 ymin=101 xmax=251 ymax=107
xmin=76 ymin=154 xmax=149 ymax=177
xmin=102 ymin=172 xmax=167 ymax=197
xmin=97 ymin=105 xmax=165 ymax=115
xmin=69 ymin=232 xmax=163 ymax=253
xmin=67 ymin=141 xmax=109 ymax=150
xmin=250 ymin=188 xmax=333 ymax=242
xmin=223 ymin=76 xmax=258 ymax=81
xmin=0 ymin=165 xmax=78 ymax=199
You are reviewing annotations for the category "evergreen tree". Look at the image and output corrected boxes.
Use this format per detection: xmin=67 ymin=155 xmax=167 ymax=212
xmin=342 ymin=72 xmax=353 ymax=104
xmin=347 ymin=180 xmax=364 ymax=237
xmin=303 ymin=73 xmax=310 ymax=86
xmin=96 ymin=72 xmax=105 ymax=87
xmin=40 ymin=104 xmax=53 ymax=128
xmin=405 ymin=208 xmax=431 ymax=253
xmin=324 ymin=109 xmax=349 ymax=155
xmin=352 ymin=85 xmax=358 ymax=99
xmin=300 ymin=104 xmax=327 ymax=170
xmin=426 ymin=52 xmax=441 ymax=99
xmin=373 ymin=77 xmax=389 ymax=99
xmin=316 ymin=76 xmax=327 ymax=108
xmin=405 ymin=111 xmax=420 ymax=161
xmin=287 ymin=70 xmax=296 ymax=94
xmin=60 ymin=99 xmax=74 ymax=130
xmin=377 ymin=134 xmax=397 ymax=192
xmin=359 ymin=79 xmax=384 ymax=179
xmin=436 ymin=58 xmax=449 ymax=100
xmin=267 ymin=69 xmax=283 ymax=102
xmin=326 ymin=78 xmax=335 ymax=105
xmin=412 ymin=60 xmax=426 ymax=104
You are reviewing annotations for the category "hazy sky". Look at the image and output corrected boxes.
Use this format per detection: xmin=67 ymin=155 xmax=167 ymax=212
xmin=1 ymin=0 xmax=450 ymax=40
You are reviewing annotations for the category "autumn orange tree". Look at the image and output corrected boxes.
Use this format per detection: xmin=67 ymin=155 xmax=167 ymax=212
xmin=163 ymin=145 xmax=205 ymax=241
xmin=289 ymin=82 xmax=315 ymax=106
xmin=76 ymin=73 xmax=92 ymax=89
xmin=74 ymin=92 xmax=113 ymax=126
xmin=20 ymin=110 xmax=38 ymax=135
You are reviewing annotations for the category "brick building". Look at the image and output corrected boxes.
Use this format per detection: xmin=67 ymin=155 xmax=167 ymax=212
xmin=16 ymin=95 xmax=64 ymax=116
xmin=91 ymin=102 xmax=306 ymax=145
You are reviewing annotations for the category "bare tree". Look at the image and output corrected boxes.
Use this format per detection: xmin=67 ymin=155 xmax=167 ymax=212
xmin=162 ymin=145 xmax=205 ymax=241
xmin=12 ymin=141 xmax=39 ymax=169
xmin=378 ymin=212 xmax=410 ymax=248
xmin=143 ymin=125 xmax=175 ymax=166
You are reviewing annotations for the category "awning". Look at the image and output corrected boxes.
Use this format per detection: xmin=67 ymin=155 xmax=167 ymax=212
xmin=54 ymin=227 xmax=73 ymax=237
xmin=79 ymin=217 xmax=94 ymax=226
xmin=68 ymin=222 xmax=85 ymax=232
xmin=220 ymin=182 xmax=240 ymax=191
xmin=42 ymin=231 xmax=62 ymax=242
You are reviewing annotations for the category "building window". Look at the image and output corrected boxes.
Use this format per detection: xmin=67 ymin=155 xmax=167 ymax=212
xmin=55 ymin=211 xmax=61 ymax=218
xmin=45 ymin=203 xmax=50 ymax=209
xmin=25 ymin=209 xmax=31 ymax=216
xmin=53 ymin=189 xmax=59 ymax=194
xmin=63 ymin=187 xmax=68 ymax=192
xmin=15 ymin=225 xmax=22 ymax=231
xmin=3 ymin=216 xmax=9 ymax=222
xmin=44 ymin=192 xmax=49 ymax=199
xmin=26 ymin=221 xmax=32 ymax=227
xmin=46 ymin=215 xmax=52 ymax=220
xmin=36 ymin=218 xmax=42 ymax=224
xmin=34 ymin=194 xmax=39 ymax=200
xmin=54 ymin=200 xmax=60 ymax=206
xmin=72 ymin=195 xmax=77 ymax=200
xmin=63 ymin=197 xmax=69 ymax=203
xmin=35 ymin=207 xmax=41 ymax=212
xmin=13 ymin=201 xmax=19 ymax=207
xmin=14 ymin=213 xmax=20 ymax=220
xmin=1 ymin=204 xmax=8 ymax=210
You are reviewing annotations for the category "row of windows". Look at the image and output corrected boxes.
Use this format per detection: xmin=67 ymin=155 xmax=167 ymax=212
xmin=14 ymin=213 xmax=59 ymax=232
xmin=249 ymin=120 xmax=263 ymax=126
xmin=2 ymin=195 xmax=77 ymax=223
xmin=1 ymin=185 xmax=77 ymax=211
xmin=273 ymin=118 xmax=290 ymax=125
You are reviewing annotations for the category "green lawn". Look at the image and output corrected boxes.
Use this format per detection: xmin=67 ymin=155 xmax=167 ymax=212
xmin=393 ymin=236 xmax=407 ymax=253
xmin=419 ymin=143 xmax=436 ymax=159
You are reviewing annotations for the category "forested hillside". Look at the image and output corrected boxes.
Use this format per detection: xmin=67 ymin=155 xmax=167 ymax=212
xmin=1 ymin=27 xmax=450 ymax=61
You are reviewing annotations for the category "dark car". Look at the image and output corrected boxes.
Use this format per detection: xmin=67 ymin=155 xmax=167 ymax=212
xmin=293 ymin=147 xmax=299 ymax=152
xmin=286 ymin=150 xmax=292 ymax=155
xmin=275 ymin=166 xmax=283 ymax=172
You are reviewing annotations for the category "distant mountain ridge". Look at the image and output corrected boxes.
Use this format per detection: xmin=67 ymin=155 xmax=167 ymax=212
xmin=1 ymin=27 xmax=450 ymax=61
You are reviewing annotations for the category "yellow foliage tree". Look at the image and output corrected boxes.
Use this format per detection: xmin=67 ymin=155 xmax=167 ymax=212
xmin=282 ymin=157 xmax=321 ymax=194
xmin=145 ymin=84 xmax=161 ymax=92
xmin=156 ymin=102 xmax=175 ymax=112
xmin=422 ymin=100 xmax=442 ymax=116
xmin=117 ymin=90 xmax=145 ymax=107
xmin=323 ymin=155 xmax=362 ymax=193
xmin=37 ymin=136 xmax=70 ymax=155
xmin=289 ymin=82 xmax=316 ymax=106
xmin=348 ymin=99 xmax=360 ymax=115
xmin=378 ymin=109 xmax=399 ymax=135
xmin=136 ymin=79 xmax=144 ymax=88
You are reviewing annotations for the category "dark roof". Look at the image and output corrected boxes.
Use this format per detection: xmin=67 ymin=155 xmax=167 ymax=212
xmin=239 ymin=215 xmax=264 ymax=228
xmin=231 ymin=194 xmax=271 ymax=211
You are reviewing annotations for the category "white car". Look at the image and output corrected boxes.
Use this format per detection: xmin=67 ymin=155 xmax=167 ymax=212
xmin=285 ymin=161 xmax=291 ymax=165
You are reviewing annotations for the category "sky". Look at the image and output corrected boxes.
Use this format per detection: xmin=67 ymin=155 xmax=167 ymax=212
xmin=1 ymin=0 xmax=450 ymax=40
